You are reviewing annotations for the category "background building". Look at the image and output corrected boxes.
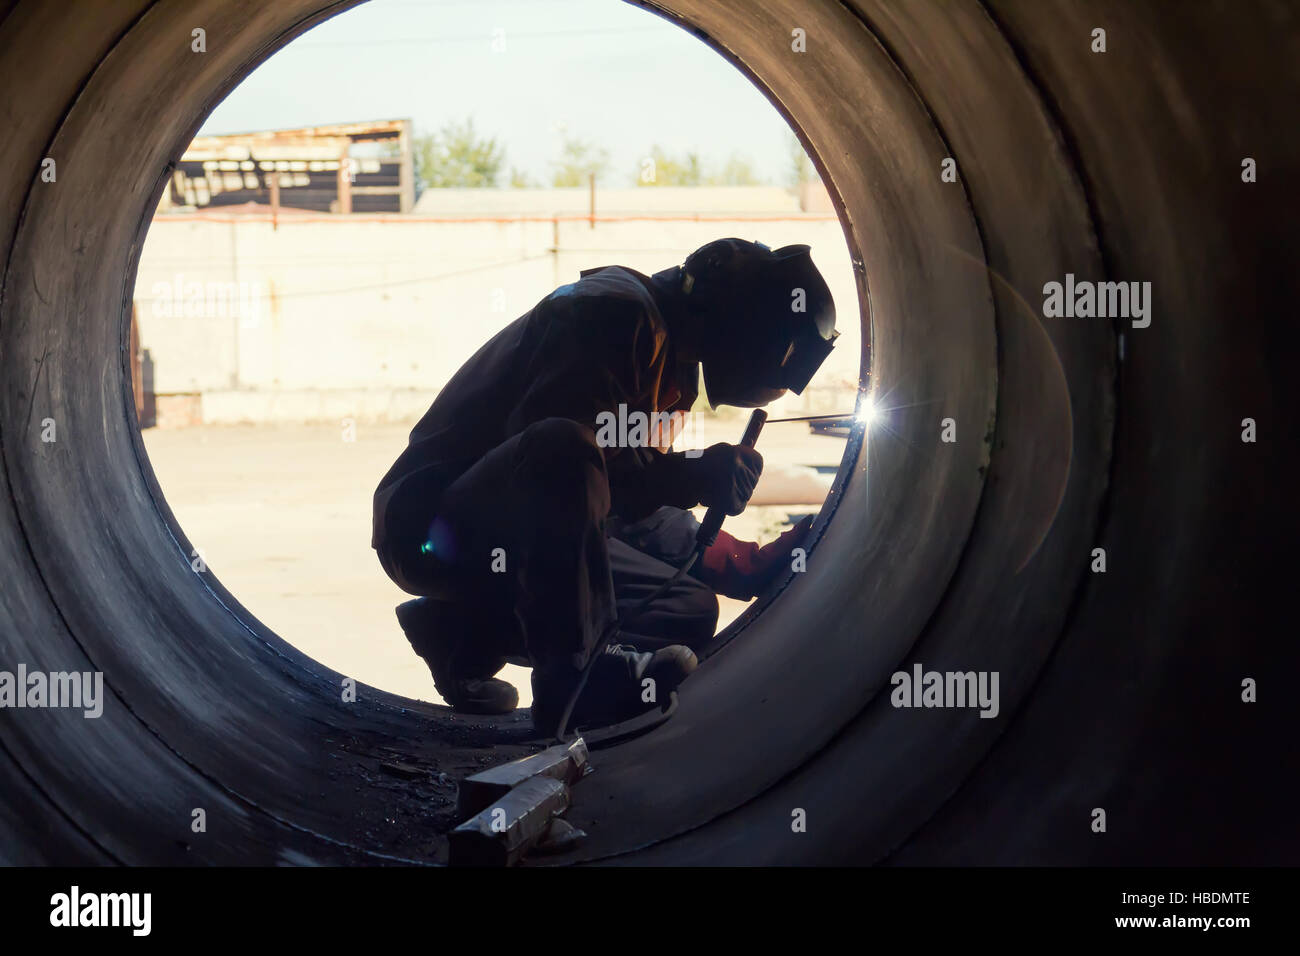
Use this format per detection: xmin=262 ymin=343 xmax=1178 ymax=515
xmin=160 ymin=119 xmax=415 ymax=215
xmin=134 ymin=176 xmax=857 ymax=429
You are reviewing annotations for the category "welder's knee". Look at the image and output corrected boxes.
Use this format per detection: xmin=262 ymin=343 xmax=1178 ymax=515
xmin=516 ymin=418 xmax=604 ymax=481
xmin=515 ymin=417 xmax=609 ymax=518
xmin=518 ymin=416 xmax=599 ymax=459
xmin=676 ymin=575 xmax=721 ymax=647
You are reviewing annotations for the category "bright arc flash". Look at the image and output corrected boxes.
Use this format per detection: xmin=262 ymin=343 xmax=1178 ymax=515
xmin=856 ymin=395 xmax=877 ymax=427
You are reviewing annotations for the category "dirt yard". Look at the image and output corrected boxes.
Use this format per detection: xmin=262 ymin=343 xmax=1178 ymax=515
xmin=142 ymin=417 xmax=847 ymax=709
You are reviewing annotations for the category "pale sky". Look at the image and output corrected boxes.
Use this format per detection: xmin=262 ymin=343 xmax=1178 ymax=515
xmin=199 ymin=0 xmax=801 ymax=188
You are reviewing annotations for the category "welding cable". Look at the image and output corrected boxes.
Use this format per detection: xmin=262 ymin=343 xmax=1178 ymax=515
xmin=554 ymin=547 xmax=703 ymax=743
xmin=555 ymin=409 xmax=770 ymax=742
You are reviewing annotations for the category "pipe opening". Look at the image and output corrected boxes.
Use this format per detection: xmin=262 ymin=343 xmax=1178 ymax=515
xmin=130 ymin=0 xmax=866 ymax=720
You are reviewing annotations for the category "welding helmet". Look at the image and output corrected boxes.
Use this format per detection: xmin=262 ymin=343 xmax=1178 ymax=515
xmin=682 ymin=238 xmax=838 ymax=408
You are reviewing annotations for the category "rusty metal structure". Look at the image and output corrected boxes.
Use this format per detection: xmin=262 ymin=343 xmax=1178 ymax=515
xmin=165 ymin=118 xmax=414 ymax=214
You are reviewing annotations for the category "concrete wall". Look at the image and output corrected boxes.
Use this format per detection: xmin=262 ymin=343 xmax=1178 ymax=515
xmin=133 ymin=206 xmax=861 ymax=425
xmin=411 ymin=184 xmax=809 ymax=215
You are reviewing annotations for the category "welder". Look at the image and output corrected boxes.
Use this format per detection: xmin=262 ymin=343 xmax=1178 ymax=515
xmin=371 ymin=238 xmax=837 ymax=735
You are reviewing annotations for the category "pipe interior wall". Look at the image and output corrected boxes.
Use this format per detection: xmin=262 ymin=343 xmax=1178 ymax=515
xmin=0 ymin=0 xmax=1293 ymax=863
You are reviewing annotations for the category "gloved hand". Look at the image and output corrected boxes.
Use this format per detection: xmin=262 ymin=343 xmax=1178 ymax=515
xmin=691 ymin=442 xmax=764 ymax=516
xmin=698 ymin=516 xmax=815 ymax=600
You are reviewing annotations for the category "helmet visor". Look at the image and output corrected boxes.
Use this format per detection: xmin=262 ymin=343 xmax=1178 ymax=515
xmin=779 ymin=328 xmax=839 ymax=394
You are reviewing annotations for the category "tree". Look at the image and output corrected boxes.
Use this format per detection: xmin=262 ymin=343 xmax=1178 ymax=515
xmin=414 ymin=118 xmax=504 ymax=189
xmin=636 ymin=146 xmax=703 ymax=186
xmin=709 ymin=154 xmax=764 ymax=186
xmin=787 ymin=131 xmax=817 ymax=187
xmin=551 ymin=136 xmax=611 ymax=187
xmin=637 ymin=147 xmax=766 ymax=186
xmin=508 ymin=167 xmax=534 ymax=188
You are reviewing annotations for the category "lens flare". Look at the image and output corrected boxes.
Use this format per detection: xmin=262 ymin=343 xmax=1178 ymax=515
xmin=856 ymin=395 xmax=877 ymax=427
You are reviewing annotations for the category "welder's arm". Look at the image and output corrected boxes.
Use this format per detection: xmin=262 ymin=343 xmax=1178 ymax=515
xmin=504 ymin=296 xmax=684 ymax=520
xmin=609 ymin=442 xmax=763 ymax=522
xmin=504 ymin=293 xmax=763 ymax=521
xmin=607 ymin=448 xmax=697 ymax=520
xmin=696 ymin=517 xmax=814 ymax=600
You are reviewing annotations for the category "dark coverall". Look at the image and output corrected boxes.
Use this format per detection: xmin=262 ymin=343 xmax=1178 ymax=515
xmin=372 ymin=266 xmax=720 ymax=686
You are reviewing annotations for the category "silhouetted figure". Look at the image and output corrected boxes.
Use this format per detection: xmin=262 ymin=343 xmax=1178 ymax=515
xmin=373 ymin=238 xmax=836 ymax=734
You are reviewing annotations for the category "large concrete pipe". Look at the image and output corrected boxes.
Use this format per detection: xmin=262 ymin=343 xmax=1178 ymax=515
xmin=0 ymin=0 xmax=1294 ymax=865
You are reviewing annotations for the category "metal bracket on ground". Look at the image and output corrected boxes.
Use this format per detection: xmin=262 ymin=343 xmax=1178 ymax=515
xmin=449 ymin=737 xmax=591 ymax=866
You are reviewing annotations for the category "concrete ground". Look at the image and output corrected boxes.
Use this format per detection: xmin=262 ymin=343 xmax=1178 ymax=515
xmin=142 ymin=416 xmax=847 ymax=709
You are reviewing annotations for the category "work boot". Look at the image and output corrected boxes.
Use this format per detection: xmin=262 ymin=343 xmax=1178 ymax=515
xmin=531 ymin=642 xmax=697 ymax=736
xmin=396 ymin=599 xmax=518 ymax=715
